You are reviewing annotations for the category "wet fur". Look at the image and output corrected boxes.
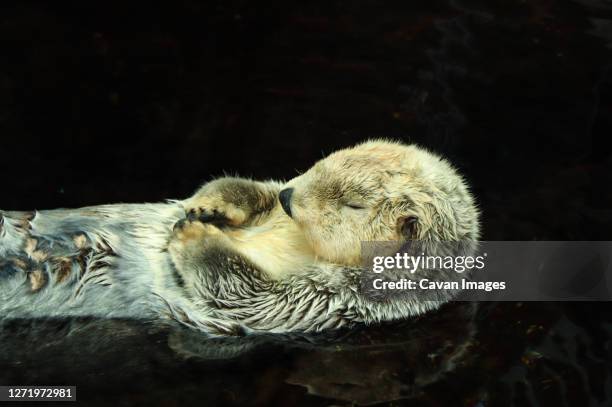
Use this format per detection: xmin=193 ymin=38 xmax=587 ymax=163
xmin=0 ymin=140 xmax=480 ymax=335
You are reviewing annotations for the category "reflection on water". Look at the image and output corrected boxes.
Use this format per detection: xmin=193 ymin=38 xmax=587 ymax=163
xmin=1 ymin=301 xmax=610 ymax=406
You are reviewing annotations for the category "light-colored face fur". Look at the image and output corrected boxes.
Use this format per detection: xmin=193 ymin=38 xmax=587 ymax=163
xmin=283 ymin=140 xmax=480 ymax=266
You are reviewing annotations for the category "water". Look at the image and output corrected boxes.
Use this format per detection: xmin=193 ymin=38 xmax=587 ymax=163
xmin=1 ymin=302 xmax=609 ymax=406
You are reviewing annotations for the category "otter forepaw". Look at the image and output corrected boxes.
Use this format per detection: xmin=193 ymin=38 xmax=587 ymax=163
xmin=186 ymin=207 xmax=231 ymax=226
xmin=183 ymin=199 xmax=248 ymax=227
xmin=172 ymin=217 xmax=222 ymax=243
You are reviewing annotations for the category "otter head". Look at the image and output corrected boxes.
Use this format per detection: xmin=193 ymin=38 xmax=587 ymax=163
xmin=279 ymin=140 xmax=480 ymax=266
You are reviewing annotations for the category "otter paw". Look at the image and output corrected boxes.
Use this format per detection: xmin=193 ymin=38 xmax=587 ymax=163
xmin=184 ymin=200 xmax=247 ymax=227
xmin=172 ymin=218 xmax=222 ymax=243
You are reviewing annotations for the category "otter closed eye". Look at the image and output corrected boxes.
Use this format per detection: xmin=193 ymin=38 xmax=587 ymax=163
xmin=344 ymin=203 xmax=366 ymax=210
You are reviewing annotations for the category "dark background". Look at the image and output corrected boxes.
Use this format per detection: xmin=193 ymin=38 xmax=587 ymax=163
xmin=1 ymin=1 xmax=612 ymax=406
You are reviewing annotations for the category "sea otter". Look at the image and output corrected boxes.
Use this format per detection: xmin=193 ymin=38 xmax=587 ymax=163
xmin=167 ymin=140 xmax=480 ymax=333
xmin=0 ymin=140 xmax=479 ymax=335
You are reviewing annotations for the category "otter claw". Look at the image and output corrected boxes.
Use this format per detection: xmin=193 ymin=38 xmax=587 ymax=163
xmin=198 ymin=209 xmax=229 ymax=225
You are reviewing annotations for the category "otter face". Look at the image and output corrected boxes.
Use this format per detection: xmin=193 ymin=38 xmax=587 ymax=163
xmin=280 ymin=140 xmax=480 ymax=266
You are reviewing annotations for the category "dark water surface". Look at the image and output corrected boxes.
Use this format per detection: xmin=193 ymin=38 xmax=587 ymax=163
xmin=1 ymin=0 xmax=612 ymax=406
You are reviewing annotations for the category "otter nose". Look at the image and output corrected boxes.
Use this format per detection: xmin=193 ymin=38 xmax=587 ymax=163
xmin=279 ymin=188 xmax=294 ymax=217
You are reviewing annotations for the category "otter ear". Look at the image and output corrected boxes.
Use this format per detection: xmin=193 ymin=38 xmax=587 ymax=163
xmin=398 ymin=215 xmax=419 ymax=240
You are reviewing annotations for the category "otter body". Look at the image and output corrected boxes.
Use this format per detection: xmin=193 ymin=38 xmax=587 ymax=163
xmin=0 ymin=141 xmax=480 ymax=335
